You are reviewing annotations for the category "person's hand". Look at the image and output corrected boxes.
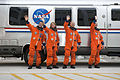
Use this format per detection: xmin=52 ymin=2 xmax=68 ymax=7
xmin=43 ymin=46 xmax=45 ymax=49
xmin=66 ymin=15 xmax=70 ymax=21
xmin=78 ymin=45 xmax=80 ymax=48
xmin=24 ymin=15 xmax=28 ymax=21
xmin=95 ymin=16 xmax=97 ymax=20
xmin=57 ymin=46 xmax=60 ymax=49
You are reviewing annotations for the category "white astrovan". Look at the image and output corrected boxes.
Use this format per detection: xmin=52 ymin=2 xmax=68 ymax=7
xmin=0 ymin=0 xmax=120 ymax=64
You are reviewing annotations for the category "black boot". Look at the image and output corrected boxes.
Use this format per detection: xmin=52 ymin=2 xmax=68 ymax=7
xmin=94 ymin=65 xmax=100 ymax=68
xmin=36 ymin=65 xmax=41 ymax=69
xmin=28 ymin=66 xmax=32 ymax=69
xmin=53 ymin=65 xmax=59 ymax=68
xmin=70 ymin=65 xmax=76 ymax=69
xmin=63 ymin=65 xmax=67 ymax=69
xmin=47 ymin=65 xmax=52 ymax=69
xmin=88 ymin=65 xmax=92 ymax=69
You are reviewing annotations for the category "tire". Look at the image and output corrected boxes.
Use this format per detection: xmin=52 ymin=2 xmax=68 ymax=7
xmin=24 ymin=48 xmax=47 ymax=65
xmin=40 ymin=49 xmax=47 ymax=63
xmin=24 ymin=48 xmax=29 ymax=65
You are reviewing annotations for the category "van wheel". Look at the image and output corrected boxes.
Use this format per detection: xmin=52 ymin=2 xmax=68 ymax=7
xmin=24 ymin=48 xmax=29 ymax=65
xmin=41 ymin=49 xmax=47 ymax=64
xmin=24 ymin=48 xmax=47 ymax=65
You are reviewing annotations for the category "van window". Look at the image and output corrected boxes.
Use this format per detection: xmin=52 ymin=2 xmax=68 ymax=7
xmin=9 ymin=7 xmax=28 ymax=25
xmin=78 ymin=8 xmax=96 ymax=26
xmin=55 ymin=8 xmax=71 ymax=26
xmin=112 ymin=9 xmax=120 ymax=21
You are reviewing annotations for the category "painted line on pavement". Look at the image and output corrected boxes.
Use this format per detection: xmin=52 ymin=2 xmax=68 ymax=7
xmin=11 ymin=73 xmax=24 ymax=80
xmin=52 ymin=73 xmax=74 ymax=80
xmin=73 ymin=73 xmax=98 ymax=80
xmin=32 ymin=73 xmax=48 ymax=80
xmin=114 ymin=73 xmax=120 ymax=75
xmin=0 ymin=73 xmax=120 ymax=74
xmin=93 ymin=73 xmax=120 ymax=80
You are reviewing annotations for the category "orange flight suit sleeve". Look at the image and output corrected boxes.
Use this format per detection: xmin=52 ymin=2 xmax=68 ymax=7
xmin=90 ymin=21 xmax=96 ymax=32
xmin=64 ymin=21 xmax=69 ymax=32
xmin=26 ymin=22 xmax=34 ymax=32
xmin=100 ymin=33 xmax=103 ymax=42
xmin=43 ymin=25 xmax=49 ymax=33
xmin=90 ymin=22 xmax=95 ymax=30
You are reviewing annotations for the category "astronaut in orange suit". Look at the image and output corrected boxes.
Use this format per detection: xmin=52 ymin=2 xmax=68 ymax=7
xmin=63 ymin=15 xmax=81 ymax=69
xmin=88 ymin=16 xmax=104 ymax=68
xmin=42 ymin=19 xmax=59 ymax=69
xmin=24 ymin=15 xmax=46 ymax=69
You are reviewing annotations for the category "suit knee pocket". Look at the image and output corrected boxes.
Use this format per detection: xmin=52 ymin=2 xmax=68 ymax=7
xmin=65 ymin=53 xmax=70 ymax=57
xmin=90 ymin=55 xmax=96 ymax=58
xmin=29 ymin=54 xmax=34 ymax=57
xmin=47 ymin=48 xmax=53 ymax=57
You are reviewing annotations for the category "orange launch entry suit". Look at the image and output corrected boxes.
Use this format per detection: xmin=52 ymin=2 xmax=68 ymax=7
xmin=63 ymin=21 xmax=81 ymax=66
xmin=88 ymin=20 xmax=104 ymax=65
xmin=26 ymin=22 xmax=46 ymax=66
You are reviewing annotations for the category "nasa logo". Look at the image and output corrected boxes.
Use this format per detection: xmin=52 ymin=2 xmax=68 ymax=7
xmin=33 ymin=9 xmax=50 ymax=24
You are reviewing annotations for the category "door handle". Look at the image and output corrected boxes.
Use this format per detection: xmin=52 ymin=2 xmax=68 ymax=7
xmin=108 ymin=23 xmax=111 ymax=28
xmin=104 ymin=22 xmax=105 ymax=28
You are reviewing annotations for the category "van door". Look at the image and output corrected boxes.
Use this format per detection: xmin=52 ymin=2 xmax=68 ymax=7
xmin=107 ymin=6 xmax=120 ymax=47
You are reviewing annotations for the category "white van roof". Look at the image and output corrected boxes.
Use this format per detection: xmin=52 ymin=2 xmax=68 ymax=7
xmin=0 ymin=0 xmax=120 ymax=6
